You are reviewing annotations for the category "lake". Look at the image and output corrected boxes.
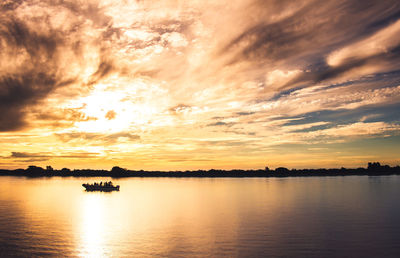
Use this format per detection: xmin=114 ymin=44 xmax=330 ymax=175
xmin=0 ymin=176 xmax=399 ymax=257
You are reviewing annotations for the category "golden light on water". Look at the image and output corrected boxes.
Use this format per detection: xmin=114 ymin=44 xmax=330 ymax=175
xmin=1 ymin=177 xmax=400 ymax=256
xmin=79 ymin=194 xmax=108 ymax=257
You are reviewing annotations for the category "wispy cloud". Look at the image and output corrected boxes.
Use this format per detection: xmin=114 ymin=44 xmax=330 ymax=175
xmin=1 ymin=0 xmax=400 ymax=169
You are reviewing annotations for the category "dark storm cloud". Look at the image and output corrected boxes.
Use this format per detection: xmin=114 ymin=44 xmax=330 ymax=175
xmin=0 ymin=71 xmax=63 ymax=131
xmin=0 ymin=1 xmax=115 ymax=131
xmin=276 ymin=102 xmax=400 ymax=132
xmin=223 ymin=0 xmax=400 ymax=65
xmin=0 ymin=15 xmax=67 ymax=131
xmin=282 ymin=47 xmax=400 ymax=91
xmin=219 ymin=0 xmax=400 ymax=98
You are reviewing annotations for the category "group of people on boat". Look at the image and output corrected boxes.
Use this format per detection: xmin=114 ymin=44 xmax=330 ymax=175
xmin=82 ymin=181 xmax=120 ymax=191
xmin=89 ymin=181 xmax=114 ymax=187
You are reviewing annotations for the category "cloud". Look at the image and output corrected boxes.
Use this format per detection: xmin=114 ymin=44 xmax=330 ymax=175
xmin=223 ymin=0 xmax=400 ymax=63
xmin=31 ymin=106 xmax=98 ymax=130
xmin=208 ymin=121 xmax=230 ymax=127
xmin=0 ymin=16 xmax=64 ymax=130
xmin=217 ymin=0 xmax=400 ymax=94
xmin=9 ymin=151 xmax=100 ymax=161
xmin=291 ymin=122 xmax=400 ymax=144
xmin=327 ymin=19 xmax=400 ymax=67
xmin=169 ymin=104 xmax=192 ymax=114
xmin=56 ymin=132 xmax=140 ymax=145
xmin=236 ymin=112 xmax=255 ymax=116
xmin=1 ymin=0 xmax=400 ymax=169
xmin=0 ymin=0 xmax=114 ymax=131
xmin=105 ymin=110 xmax=116 ymax=120
xmin=87 ymin=61 xmax=115 ymax=86
xmin=11 ymin=152 xmax=49 ymax=158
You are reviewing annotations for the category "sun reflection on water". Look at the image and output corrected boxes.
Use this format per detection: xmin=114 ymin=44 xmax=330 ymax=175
xmin=1 ymin=177 xmax=399 ymax=257
xmin=78 ymin=194 xmax=109 ymax=257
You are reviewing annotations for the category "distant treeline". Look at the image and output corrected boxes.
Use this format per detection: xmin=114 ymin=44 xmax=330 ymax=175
xmin=0 ymin=162 xmax=399 ymax=178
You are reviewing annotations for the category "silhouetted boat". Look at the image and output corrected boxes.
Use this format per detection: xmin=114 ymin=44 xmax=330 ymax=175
xmin=82 ymin=181 xmax=120 ymax=192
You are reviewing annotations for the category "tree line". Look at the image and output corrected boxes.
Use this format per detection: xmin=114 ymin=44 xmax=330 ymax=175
xmin=0 ymin=162 xmax=399 ymax=178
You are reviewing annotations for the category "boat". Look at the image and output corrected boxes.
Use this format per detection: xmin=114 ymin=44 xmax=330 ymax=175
xmin=82 ymin=181 xmax=120 ymax=192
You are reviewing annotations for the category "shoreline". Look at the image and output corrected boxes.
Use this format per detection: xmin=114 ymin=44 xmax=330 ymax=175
xmin=1 ymin=163 xmax=399 ymax=178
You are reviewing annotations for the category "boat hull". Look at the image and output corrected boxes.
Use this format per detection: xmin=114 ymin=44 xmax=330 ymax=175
xmin=82 ymin=184 xmax=120 ymax=192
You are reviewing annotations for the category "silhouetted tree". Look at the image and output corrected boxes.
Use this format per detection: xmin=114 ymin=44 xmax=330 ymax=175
xmin=275 ymin=167 xmax=289 ymax=173
xmin=26 ymin=166 xmax=45 ymax=176
xmin=0 ymin=161 xmax=398 ymax=178
xmin=60 ymin=168 xmax=71 ymax=175
xmin=111 ymin=166 xmax=127 ymax=177
xmin=368 ymin=162 xmax=381 ymax=170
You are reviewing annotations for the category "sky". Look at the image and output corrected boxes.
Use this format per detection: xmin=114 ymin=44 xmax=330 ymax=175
xmin=1 ymin=0 xmax=400 ymax=170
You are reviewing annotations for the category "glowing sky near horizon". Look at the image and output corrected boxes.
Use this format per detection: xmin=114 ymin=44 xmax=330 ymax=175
xmin=1 ymin=0 xmax=400 ymax=170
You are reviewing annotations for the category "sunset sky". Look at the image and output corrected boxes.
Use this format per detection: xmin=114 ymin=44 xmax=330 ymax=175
xmin=1 ymin=0 xmax=400 ymax=170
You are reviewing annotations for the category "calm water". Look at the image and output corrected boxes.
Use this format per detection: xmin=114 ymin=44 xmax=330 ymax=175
xmin=0 ymin=176 xmax=399 ymax=257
